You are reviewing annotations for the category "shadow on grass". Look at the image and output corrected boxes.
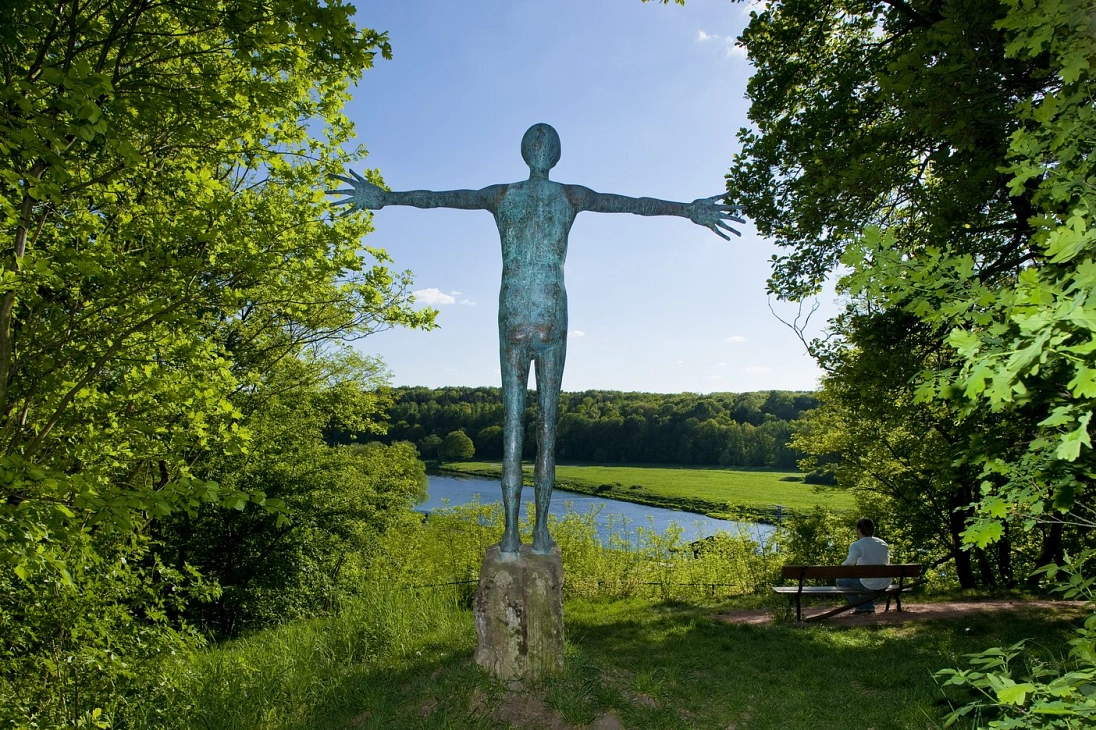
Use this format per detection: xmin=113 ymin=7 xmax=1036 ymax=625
xmin=553 ymin=598 xmax=1082 ymax=730
xmin=185 ymin=598 xmax=1083 ymax=730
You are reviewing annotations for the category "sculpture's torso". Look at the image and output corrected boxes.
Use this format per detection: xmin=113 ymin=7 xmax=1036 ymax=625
xmin=493 ymin=178 xmax=577 ymax=347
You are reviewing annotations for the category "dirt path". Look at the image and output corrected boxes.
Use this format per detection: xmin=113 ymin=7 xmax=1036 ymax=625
xmin=716 ymin=599 xmax=1088 ymax=626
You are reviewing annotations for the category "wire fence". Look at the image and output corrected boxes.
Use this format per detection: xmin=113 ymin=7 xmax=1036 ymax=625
xmin=401 ymin=578 xmax=741 ymax=598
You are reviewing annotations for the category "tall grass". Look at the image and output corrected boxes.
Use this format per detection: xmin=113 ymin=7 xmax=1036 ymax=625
xmin=373 ymin=500 xmax=782 ymax=602
xmin=136 ymin=585 xmax=472 ymax=730
xmin=151 ymin=504 xmax=1087 ymax=729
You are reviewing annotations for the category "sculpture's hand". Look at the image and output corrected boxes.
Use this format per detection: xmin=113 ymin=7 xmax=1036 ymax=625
xmin=326 ymin=169 xmax=387 ymax=213
xmin=687 ymin=194 xmax=745 ymax=240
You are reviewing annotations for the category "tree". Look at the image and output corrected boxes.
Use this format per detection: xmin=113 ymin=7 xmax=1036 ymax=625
xmin=475 ymin=425 xmax=504 ymax=459
xmin=418 ymin=433 xmax=443 ymax=459
xmin=0 ymin=0 xmax=434 ymax=723
xmin=438 ymin=430 xmax=475 ymax=463
xmin=728 ymin=0 xmax=1091 ymax=584
xmin=159 ymin=354 xmax=427 ymax=636
xmin=1 ymin=0 xmax=433 ymax=579
xmin=380 ymin=386 xmax=816 ymax=467
xmin=730 ymin=0 xmax=1096 ymax=718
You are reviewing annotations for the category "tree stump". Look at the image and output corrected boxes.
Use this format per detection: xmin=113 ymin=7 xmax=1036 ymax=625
xmin=474 ymin=544 xmax=564 ymax=682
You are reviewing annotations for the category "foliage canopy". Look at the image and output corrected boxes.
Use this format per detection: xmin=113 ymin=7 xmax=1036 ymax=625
xmin=1 ymin=0 xmax=436 ymax=724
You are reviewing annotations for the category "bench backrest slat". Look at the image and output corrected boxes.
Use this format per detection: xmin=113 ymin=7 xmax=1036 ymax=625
xmin=780 ymin=564 xmax=922 ymax=580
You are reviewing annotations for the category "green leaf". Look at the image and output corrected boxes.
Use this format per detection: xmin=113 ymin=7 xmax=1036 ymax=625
xmin=963 ymin=520 xmax=1006 ymax=549
xmin=996 ymin=681 xmax=1035 ymax=706
xmin=1057 ymin=413 xmax=1093 ymax=462
xmin=1068 ymin=367 xmax=1096 ymax=399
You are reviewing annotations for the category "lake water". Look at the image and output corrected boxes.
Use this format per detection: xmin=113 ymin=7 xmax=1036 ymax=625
xmin=421 ymin=474 xmax=775 ymax=546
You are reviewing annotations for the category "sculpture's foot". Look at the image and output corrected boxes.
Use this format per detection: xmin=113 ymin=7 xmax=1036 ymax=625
xmin=499 ymin=529 xmax=522 ymax=555
xmin=530 ymin=528 xmax=557 ymax=555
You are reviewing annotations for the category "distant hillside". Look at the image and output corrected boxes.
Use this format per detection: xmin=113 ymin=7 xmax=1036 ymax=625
xmin=332 ymin=387 xmax=819 ymax=469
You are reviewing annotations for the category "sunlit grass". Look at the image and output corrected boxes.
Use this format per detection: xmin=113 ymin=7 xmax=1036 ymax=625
xmin=442 ymin=461 xmax=855 ymax=519
xmin=164 ymin=590 xmax=1083 ymax=729
xmin=152 ymin=505 xmax=1088 ymax=729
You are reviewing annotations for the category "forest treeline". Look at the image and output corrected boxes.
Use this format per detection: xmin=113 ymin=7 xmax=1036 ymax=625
xmin=341 ymin=387 xmax=819 ymax=468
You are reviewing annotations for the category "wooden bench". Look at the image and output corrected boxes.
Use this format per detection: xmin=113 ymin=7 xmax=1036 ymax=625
xmin=773 ymin=564 xmax=923 ymax=622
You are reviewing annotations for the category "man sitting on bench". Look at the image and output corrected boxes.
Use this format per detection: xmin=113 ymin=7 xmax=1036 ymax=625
xmin=838 ymin=517 xmax=890 ymax=614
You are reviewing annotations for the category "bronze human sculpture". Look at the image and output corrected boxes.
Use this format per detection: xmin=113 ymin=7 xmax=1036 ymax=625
xmin=330 ymin=123 xmax=742 ymax=555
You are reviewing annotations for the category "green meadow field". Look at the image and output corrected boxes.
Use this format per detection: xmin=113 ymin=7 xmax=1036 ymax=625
xmin=439 ymin=462 xmax=855 ymax=522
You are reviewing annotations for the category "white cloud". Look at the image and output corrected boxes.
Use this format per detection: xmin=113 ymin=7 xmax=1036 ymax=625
xmin=697 ymin=29 xmax=746 ymax=59
xmin=413 ymin=288 xmax=456 ymax=306
xmin=675 ymin=360 xmax=686 ymax=365
xmin=741 ymin=366 xmax=772 ymax=374
xmin=717 ymin=362 xmax=728 ymax=367
xmin=724 ymin=335 xmax=748 ymax=343
xmin=413 ymin=288 xmax=474 ymax=306
xmin=569 ymin=330 xmax=585 ymax=337
xmin=742 ymin=0 xmax=770 ymax=16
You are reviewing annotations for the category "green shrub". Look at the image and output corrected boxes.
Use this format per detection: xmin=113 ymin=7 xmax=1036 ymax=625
xmin=936 ymin=550 xmax=1096 ymax=728
xmin=773 ymin=506 xmax=852 ymax=566
xmin=0 ymin=536 xmax=210 ymax=729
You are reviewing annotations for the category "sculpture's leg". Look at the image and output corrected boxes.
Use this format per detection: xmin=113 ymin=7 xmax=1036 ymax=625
xmin=500 ymin=344 xmax=531 ymax=554
xmin=531 ymin=343 xmax=565 ymax=554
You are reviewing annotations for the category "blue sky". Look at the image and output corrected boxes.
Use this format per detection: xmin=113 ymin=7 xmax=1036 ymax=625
xmin=343 ymin=0 xmax=838 ymax=394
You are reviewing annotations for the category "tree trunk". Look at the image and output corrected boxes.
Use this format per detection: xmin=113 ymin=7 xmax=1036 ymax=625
xmin=1027 ymin=522 xmax=1064 ymax=589
xmin=948 ymin=493 xmax=978 ymax=589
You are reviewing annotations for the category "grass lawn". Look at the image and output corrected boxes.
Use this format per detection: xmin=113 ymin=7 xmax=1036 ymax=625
xmin=441 ymin=461 xmax=855 ymax=521
xmin=175 ymin=592 xmax=1085 ymax=729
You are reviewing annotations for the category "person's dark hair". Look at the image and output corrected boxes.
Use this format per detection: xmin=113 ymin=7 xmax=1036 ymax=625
xmin=856 ymin=517 xmax=875 ymax=537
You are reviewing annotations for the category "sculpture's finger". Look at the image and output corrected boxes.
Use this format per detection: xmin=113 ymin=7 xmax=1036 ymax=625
xmin=349 ymin=168 xmax=368 ymax=182
xmin=715 ymin=220 xmax=742 ymax=237
xmin=724 ymin=214 xmax=746 ymax=224
xmin=707 ymin=223 xmax=731 ymax=241
xmin=337 ymin=206 xmax=359 ymax=218
xmin=330 ymin=198 xmax=355 ymax=207
xmin=324 ymin=188 xmax=355 ymax=196
xmin=706 ymin=193 xmax=730 ymax=203
xmin=328 ymin=173 xmax=354 ymax=184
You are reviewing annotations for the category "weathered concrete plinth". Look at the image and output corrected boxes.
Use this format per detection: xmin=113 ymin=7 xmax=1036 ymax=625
xmin=474 ymin=544 xmax=564 ymax=682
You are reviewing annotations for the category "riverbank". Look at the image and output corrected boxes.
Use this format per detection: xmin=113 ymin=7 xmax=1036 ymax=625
xmin=433 ymin=461 xmax=854 ymax=525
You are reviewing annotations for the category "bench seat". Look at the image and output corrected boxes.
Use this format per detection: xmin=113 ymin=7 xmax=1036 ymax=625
xmin=774 ymin=564 xmax=923 ymax=622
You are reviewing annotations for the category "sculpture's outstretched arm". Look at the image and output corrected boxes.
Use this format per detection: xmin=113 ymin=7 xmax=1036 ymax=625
xmin=327 ymin=168 xmax=501 ymax=213
xmin=570 ymin=186 xmax=744 ymax=240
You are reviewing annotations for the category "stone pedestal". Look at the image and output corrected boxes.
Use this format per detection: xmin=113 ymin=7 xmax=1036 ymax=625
xmin=474 ymin=544 xmax=564 ymax=682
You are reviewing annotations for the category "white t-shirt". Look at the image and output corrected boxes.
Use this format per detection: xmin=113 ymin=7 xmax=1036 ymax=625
xmin=842 ymin=536 xmax=891 ymax=590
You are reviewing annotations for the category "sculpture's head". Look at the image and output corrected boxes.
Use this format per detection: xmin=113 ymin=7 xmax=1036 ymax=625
xmin=521 ymin=123 xmax=561 ymax=174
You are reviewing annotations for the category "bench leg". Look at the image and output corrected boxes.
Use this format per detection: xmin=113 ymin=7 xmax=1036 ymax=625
xmin=804 ymin=592 xmax=882 ymax=622
xmin=805 ymin=594 xmax=875 ymax=622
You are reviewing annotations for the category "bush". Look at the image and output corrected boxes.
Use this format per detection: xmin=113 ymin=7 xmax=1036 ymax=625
xmin=0 ymin=536 xmax=211 ymax=729
xmin=773 ymin=507 xmax=852 ymax=566
xmin=936 ymin=549 xmax=1096 ymax=728
xmin=438 ymin=430 xmax=475 ymax=463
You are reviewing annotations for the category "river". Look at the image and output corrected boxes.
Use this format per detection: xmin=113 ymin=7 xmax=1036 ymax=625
xmin=421 ymin=473 xmax=775 ymax=545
